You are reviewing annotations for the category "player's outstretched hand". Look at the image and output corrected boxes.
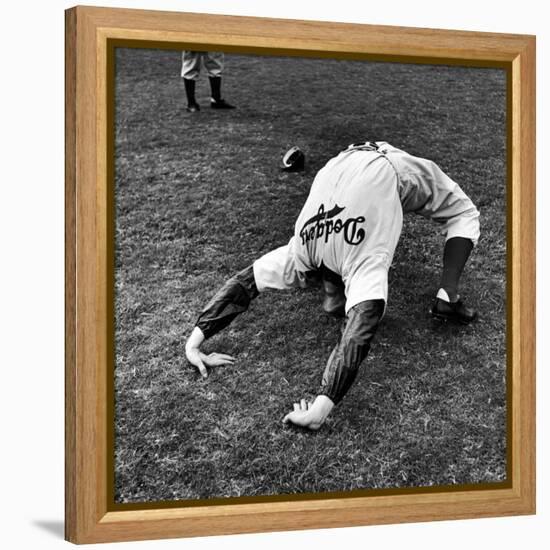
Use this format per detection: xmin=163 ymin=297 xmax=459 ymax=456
xmin=185 ymin=326 xmax=235 ymax=379
xmin=283 ymin=395 xmax=335 ymax=431
xmin=202 ymin=352 xmax=236 ymax=368
xmin=283 ymin=399 xmax=321 ymax=430
xmin=185 ymin=347 xmax=209 ymax=378
xmin=186 ymin=349 xmax=235 ymax=378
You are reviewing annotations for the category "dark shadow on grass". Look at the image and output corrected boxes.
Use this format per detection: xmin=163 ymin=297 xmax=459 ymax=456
xmin=32 ymin=520 xmax=64 ymax=539
xmin=281 ymin=422 xmax=328 ymax=436
xmin=429 ymin=317 xmax=480 ymax=337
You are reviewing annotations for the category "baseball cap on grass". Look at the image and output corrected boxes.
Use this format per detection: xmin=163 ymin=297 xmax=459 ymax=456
xmin=282 ymin=146 xmax=305 ymax=172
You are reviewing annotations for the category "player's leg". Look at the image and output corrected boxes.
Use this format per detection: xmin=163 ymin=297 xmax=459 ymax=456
xmin=431 ymin=207 xmax=480 ymax=324
xmin=181 ymin=51 xmax=201 ymax=112
xmin=403 ymin=153 xmax=480 ymax=324
xmin=439 ymin=236 xmax=473 ymax=302
xmin=321 ymin=266 xmax=346 ymax=317
xmin=204 ymin=52 xmax=236 ymax=109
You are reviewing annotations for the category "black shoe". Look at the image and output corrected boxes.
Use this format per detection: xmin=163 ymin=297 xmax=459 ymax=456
xmin=210 ymin=98 xmax=235 ymax=109
xmin=430 ymin=298 xmax=478 ymax=324
xmin=186 ymin=102 xmax=200 ymax=113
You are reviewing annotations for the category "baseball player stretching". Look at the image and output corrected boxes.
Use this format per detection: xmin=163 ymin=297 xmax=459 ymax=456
xmin=185 ymin=142 xmax=480 ymax=430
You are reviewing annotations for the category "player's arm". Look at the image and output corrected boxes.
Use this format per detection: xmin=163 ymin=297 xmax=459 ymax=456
xmin=185 ymin=265 xmax=259 ymax=377
xmin=283 ymin=299 xmax=385 ymax=430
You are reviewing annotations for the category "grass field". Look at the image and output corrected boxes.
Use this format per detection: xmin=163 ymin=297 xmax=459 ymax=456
xmin=114 ymin=49 xmax=507 ymax=503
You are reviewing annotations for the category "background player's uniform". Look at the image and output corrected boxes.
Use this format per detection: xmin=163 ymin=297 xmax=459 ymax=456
xmin=194 ymin=142 xmax=480 ymax=406
xmin=181 ymin=51 xmax=224 ymax=80
xmin=181 ymin=51 xmax=235 ymax=112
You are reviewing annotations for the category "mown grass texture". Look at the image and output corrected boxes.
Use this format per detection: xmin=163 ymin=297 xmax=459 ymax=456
xmin=114 ymin=50 xmax=507 ymax=503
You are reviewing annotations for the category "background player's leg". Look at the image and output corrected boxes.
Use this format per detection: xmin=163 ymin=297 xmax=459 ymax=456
xmin=208 ymin=77 xmax=235 ymax=109
xmin=183 ymin=78 xmax=200 ymax=112
xmin=204 ymin=52 xmax=236 ymax=109
xmin=208 ymin=76 xmax=222 ymax=102
xmin=439 ymin=236 xmax=473 ymax=302
xmin=181 ymin=51 xmax=201 ymax=112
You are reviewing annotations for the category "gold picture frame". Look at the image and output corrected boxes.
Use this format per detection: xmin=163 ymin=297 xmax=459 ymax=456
xmin=65 ymin=5 xmax=536 ymax=544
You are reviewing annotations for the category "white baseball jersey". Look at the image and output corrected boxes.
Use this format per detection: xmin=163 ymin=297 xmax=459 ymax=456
xmin=253 ymin=142 xmax=480 ymax=313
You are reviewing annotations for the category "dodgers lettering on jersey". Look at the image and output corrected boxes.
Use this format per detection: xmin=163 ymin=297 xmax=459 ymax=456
xmin=291 ymin=146 xmax=403 ymax=311
xmin=298 ymin=203 xmax=366 ymax=247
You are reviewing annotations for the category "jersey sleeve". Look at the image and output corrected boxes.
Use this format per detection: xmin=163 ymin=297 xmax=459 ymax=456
xmin=343 ymin=254 xmax=391 ymax=313
xmin=319 ymin=299 xmax=385 ymax=405
xmin=252 ymin=238 xmax=312 ymax=292
xmin=196 ymin=265 xmax=259 ymax=339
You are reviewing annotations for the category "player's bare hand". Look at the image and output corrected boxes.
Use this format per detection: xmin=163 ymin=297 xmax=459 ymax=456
xmin=283 ymin=399 xmax=323 ymax=431
xmin=283 ymin=395 xmax=335 ymax=431
xmin=185 ymin=329 xmax=236 ymax=378
xmin=202 ymin=353 xmax=236 ymax=367
xmin=186 ymin=349 xmax=236 ymax=378
xmin=185 ymin=347 xmax=209 ymax=378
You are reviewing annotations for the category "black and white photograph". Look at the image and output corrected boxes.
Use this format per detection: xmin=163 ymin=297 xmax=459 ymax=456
xmin=113 ymin=48 xmax=507 ymax=504
xmin=3 ymin=0 xmax=547 ymax=548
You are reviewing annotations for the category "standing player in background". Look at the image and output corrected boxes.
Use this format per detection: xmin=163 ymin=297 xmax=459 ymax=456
xmin=185 ymin=142 xmax=480 ymax=431
xmin=181 ymin=51 xmax=236 ymax=112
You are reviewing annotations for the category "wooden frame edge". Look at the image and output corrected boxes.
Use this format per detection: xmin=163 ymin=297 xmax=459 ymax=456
xmin=65 ymin=6 xmax=78 ymax=544
xmin=81 ymin=489 xmax=528 ymax=544
xmin=516 ymin=34 xmax=536 ymax=513
xmin=65 ymin=5 xmax=536 ymax=544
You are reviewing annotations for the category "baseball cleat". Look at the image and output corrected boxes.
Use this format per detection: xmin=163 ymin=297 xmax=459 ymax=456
xmin=210 ymin=98 xmax=236 ymax=109
xmin=186 ymin=102 xmax=200 ymax=113
xmin=430 ymin=298 xmax=478 ymax=325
